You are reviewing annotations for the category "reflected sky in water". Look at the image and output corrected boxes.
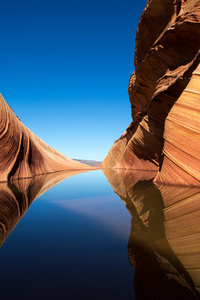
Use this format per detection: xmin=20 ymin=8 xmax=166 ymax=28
xmin=0 ymin=170 xmax=133 ymax=300
xmin=0 ymin=169 xmax=200 ymax=299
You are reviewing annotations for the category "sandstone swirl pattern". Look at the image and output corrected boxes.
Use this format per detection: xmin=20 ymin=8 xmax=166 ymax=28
xmin=101 ymin=0 xmax=200 ymax=186
xmin=0 ymin=94 xmax=92 ymax=182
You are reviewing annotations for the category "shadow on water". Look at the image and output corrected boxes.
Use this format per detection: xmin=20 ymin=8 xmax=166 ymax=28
xmin=1 ymin=168 xmax=200 ymax=299
xmin=103 ymin=168 xmax=200 ymax=300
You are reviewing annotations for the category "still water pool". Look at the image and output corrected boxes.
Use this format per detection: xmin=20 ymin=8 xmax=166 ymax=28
xmin=0 ymin=169 xmax=200 ymax=299
xmin=0 ymin=170 xmax=134 ymax=300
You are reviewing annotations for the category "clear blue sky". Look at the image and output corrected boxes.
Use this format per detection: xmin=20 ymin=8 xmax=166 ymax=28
xmin=1 ymin=0 xmax=147 ymax=161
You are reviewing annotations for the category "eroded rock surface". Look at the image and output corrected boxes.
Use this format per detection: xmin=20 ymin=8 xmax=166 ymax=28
xmin=0 ymin=95 xmax=92 ymax=182
xmin=102 ymin=0 xmax=200 ymax=186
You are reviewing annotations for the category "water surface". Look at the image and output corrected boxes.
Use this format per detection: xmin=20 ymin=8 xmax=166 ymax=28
xmin=0 ymin=169 xmax=200 ymax=299
xmin=0 ymin=170 xmax=133 ymax=300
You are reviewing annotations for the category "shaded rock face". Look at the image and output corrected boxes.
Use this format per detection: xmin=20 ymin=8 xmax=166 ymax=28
xmin=0 ymin=95 xmax=92 ymax=182
xmin=103 ymin=168 xmax=200 ymax=299
xmin=102 ymin=0 xmax=200 ymax=186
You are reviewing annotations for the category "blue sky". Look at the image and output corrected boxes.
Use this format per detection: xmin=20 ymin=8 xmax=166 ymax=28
xmin=1 ymin=0 xmax=147 ymax=161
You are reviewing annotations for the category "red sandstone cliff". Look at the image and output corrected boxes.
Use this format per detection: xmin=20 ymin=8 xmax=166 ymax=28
xmin=101 ymin=0 xmax=200 ymax=186
xmin=0 ymin=94 xmax=92 ymax=182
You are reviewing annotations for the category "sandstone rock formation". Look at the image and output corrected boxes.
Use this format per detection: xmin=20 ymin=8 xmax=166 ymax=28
xmin=101 ymin=0 xmax=200 ymax=186
xmin=74 ymin=159 xmax=102 ymax=167
xmin=0 ymin=95 xmax=92 ymax=182
xmin=0 ymin=170 xmax=87 ymax=247
xmin=103 ymin=168 xmax=200 ymax=299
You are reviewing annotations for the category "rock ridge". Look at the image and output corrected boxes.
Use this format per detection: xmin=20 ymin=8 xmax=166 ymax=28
xmin=0 ymin=94 xmax=92 ymax=182
xmin=101 ymin=0 xmax=200 ymax=186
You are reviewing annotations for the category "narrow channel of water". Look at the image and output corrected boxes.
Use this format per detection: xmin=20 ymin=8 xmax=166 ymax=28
xmin=0 ymin=169 xmax=199 ymax=299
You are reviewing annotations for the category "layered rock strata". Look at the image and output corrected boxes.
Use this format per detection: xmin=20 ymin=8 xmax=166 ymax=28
xmin=0 ymin=95 xmax=92 ymax=182
xmin=103 ymin=168 xmax=200 ymax=299
xmin=101 ymin=0 xmax=200 ymax=186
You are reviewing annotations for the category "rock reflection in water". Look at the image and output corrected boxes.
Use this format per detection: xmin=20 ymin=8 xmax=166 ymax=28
xmin=103 ymin=168 xmax=200 ymax=300
xmin=0 ymin=170 xmax=88 ymax=247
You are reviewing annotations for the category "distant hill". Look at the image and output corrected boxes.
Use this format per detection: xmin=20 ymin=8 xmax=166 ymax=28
xmin=74 ymin=159 xmax=102 ymax=167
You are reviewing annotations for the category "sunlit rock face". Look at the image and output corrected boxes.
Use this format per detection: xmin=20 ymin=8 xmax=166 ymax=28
xmin=103 ymin=168 xmax=200 ymax=299
xmin=0 ymin=170 xmax=87 ymax=247
xmin=102 ymin=0 xmax=200 ymax=186
xmin=0 ymin=95 xmax=92 ymax=182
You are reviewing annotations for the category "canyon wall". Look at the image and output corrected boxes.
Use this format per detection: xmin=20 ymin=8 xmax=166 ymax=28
xmin=0 ymin=94 xmax=92 ymax=182
xmin=101 ymin=0 xmax=200 ymax=186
